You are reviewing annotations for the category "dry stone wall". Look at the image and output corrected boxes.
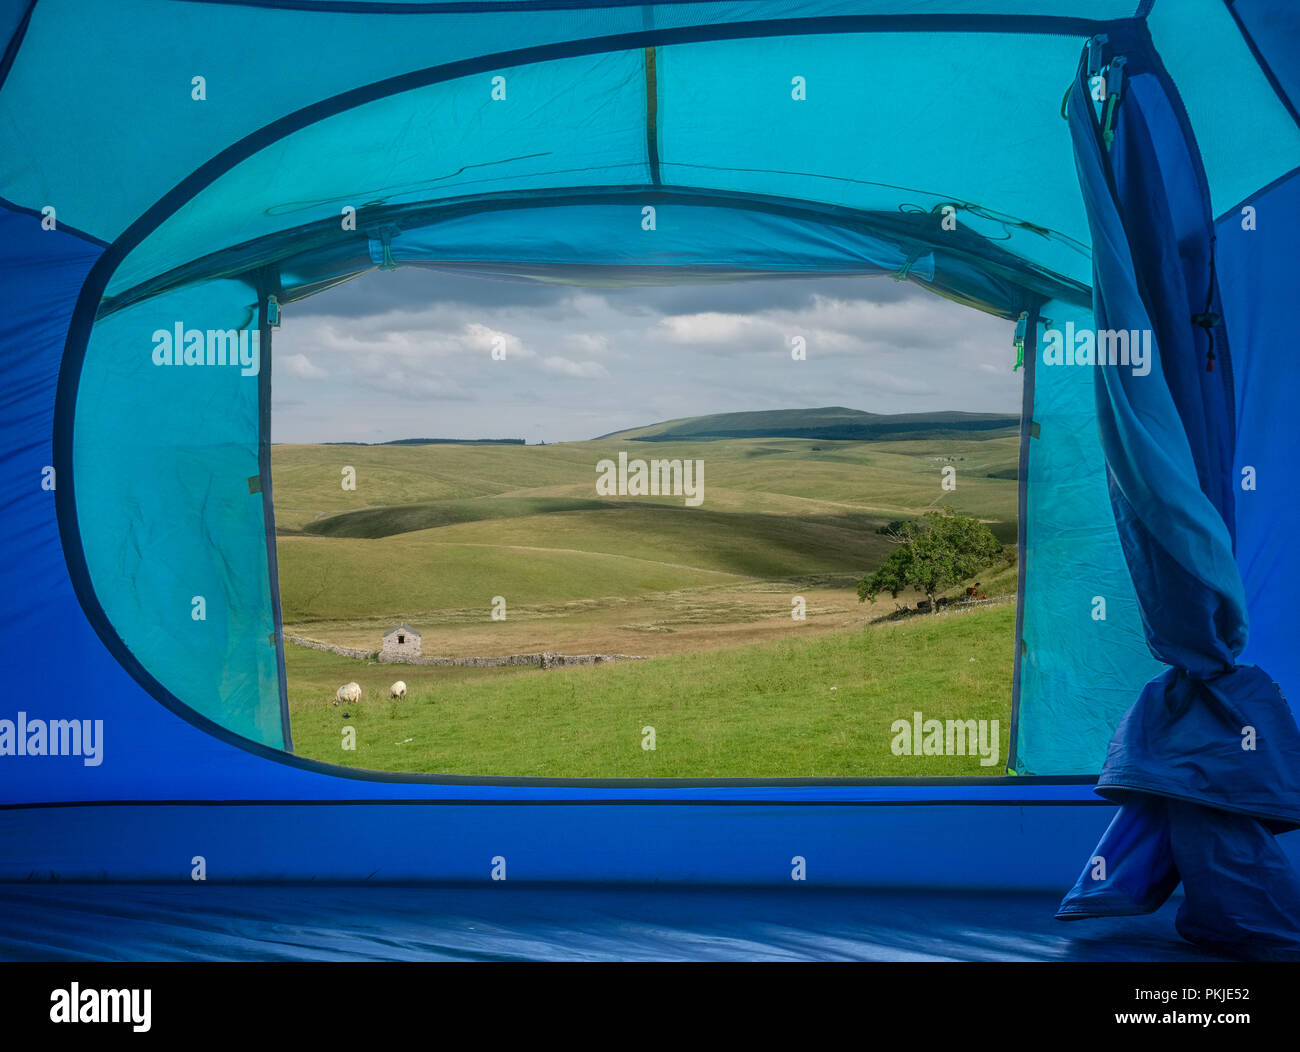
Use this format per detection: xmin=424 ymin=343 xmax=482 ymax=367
xmin=284 ymin=634 xmax=644 ymax=668
xmin=284 ymin=634 xmax=376 ymax=660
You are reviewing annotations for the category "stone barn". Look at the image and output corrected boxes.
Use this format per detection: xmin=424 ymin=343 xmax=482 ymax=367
xmin=381 ymin=623 xmax=421 ymax=661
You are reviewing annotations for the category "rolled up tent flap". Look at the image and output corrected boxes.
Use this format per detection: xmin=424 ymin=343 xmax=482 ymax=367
xmin=1057 ymin=33 xmax=1300 ymax=958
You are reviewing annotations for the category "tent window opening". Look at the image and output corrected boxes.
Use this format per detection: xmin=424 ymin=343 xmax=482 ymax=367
xmin=269 ymin=267 xmax=1026 ymax=780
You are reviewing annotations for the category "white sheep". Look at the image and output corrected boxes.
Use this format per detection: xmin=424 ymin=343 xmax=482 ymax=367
xmin=390 ymin=680 xmax=407 ymax=700
xmin=334 ymin=681 xmax=361 ymax=706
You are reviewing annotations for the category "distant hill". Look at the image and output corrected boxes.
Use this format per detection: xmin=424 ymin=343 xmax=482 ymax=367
xmin=596 ymin=407 xmax=1019 ymax=443
xmin=321 ymin=438 xmax=525 ymax=446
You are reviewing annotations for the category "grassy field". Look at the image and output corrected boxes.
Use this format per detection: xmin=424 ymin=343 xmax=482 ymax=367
xmin=273 ymin=432 xmax=1018 ymax=656
xmin=273 ymin=415 xmax=1019 ymax=776
xmin=288 ymin=600 xmax=1015 ymax=778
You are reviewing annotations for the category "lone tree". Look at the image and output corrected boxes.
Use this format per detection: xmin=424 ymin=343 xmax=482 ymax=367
xmin=858 ymin=507 xmax=1004 ymax=614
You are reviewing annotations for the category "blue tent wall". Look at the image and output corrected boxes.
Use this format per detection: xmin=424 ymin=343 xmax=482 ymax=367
xmin=1215 ymin=168 xmax=1300 ymax=712
xmin=1228 ymin=1 xmax=1300 ymax=127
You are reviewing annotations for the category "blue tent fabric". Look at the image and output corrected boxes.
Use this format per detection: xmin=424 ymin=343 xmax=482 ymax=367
xmin=1 ymin=1 xmax=1298 ymax=959
xmin=1228 ymin=0 xmax=1300 ymax=128
xmin=1215 ymin=167 xmax=1300 ymax=731
xmin=1056 ymin=34 xmax=1300 ymax=958
xmin=0 ymin=202 xmax=105 ymax=687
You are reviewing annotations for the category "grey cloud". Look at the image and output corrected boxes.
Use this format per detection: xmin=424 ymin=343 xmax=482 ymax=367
xmin=271 ymin=274 xmax=1020 ymax=444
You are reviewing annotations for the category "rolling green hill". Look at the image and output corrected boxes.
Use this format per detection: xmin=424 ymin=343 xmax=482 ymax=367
xmin=271 ymin=410 xmax=1020 ymax=774
xmin=272 ymin=429 xmax=1017 ymax=642
xmin=597 ymin=406 xmax=1019 ymax=443
xmin=281 ymin=435 xmax=1018 ymax=543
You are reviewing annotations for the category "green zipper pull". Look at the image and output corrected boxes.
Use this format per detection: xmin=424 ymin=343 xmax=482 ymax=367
xmin=374 ymin=226 xmax=400 ymax=271
xmin=1100 ymin=56 xmax=1127 ymax=150
xmin=1012 ymin=310 xmax=1028 ymax=371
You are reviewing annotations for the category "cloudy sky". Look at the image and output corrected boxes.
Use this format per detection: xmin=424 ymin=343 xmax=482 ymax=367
xmin=270 ymin=268 xmax=1021 ymax=444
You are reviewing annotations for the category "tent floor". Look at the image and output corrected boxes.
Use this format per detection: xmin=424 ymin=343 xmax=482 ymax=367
xmin=0 ymin=883 xmax=1227 ymax=962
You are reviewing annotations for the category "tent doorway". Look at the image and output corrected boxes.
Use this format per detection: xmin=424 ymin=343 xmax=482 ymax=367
xmin=268 ymin=267 xmax=1024 ymax=777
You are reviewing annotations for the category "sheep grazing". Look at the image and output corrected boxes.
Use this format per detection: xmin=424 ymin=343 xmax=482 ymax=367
xmin=390 ymin=681 xmax=407 ymax=700
xmin=334 ymin=681 xmax=361 ymax=706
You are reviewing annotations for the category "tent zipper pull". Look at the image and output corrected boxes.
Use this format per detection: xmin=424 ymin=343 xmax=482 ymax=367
xmin=893 ymin=252 xmax=920 ymax=282
xmin=1012 ymin=310 xmax=1028 ymax=371
xmin=1100 ymin=56 xmax=1126 ymax=150
xmin=1084 ymin=35 xmax=1125 ymax=150
xmin=374 ymin=226 xmax=400 ymax=271
xmin=1193 ymin=311 xmax=1221 ymax=372
xmin=1087 ymin=34 xmax=1109 ymax=79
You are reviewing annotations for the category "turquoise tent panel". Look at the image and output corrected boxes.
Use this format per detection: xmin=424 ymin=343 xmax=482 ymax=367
xmin=101 ymin=29 xmax=1109 ymax=303
xmin=104 ymin=49 xmax=652 ymax=298
xmin=0 ymin=0 xmax=673 ymax=239
xmin=375 ymin=200 xmax=937 ymax=277
xmin=656 ymin=32 xmax=1095 ymax=288
xmin=1013 ymin=299 xmax=1165 ymax=774
xmin=72 ymin=278 xmax=284 ymax=749
xmin=0 ymin=0 xmax=1147 ymax=247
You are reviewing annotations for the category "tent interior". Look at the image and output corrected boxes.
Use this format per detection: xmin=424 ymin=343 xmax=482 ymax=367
xmin=2 ymin=0 xmax=1299 ymax=959
xmin=66 ymin=15 xmax=1166 ymax=773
